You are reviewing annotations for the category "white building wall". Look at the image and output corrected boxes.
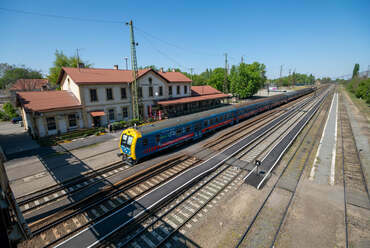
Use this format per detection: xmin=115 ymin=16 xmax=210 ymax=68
xmin=61 ymin=74 xmax=81 ymax=103
xmin=37 ymin=118 xmax=46 ymax=137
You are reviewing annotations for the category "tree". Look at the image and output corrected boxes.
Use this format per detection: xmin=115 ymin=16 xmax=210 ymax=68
xmin=230 ymin=62 xmax=266 ymax=98
xmin=352 ymin=63 xmax=360 ymax=79
xmin=0 ymin=64 xmax=42 ymax=89
xmin=48 ymin=50 xmax=92 ymax=86
xmin=208 ymin=67 xmax=226 ymax=92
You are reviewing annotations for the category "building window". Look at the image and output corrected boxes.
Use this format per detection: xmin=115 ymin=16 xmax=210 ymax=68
xmin=177 ymin=85 xmax=180 ymax=95
xmin=90 ymin=89 xmax=98 ymax=102
xmin=184 ymin=85 xmax=188 ymax=94
xmin=46 ymin=117 xmax=56 ymax=131
xmin=121 ymin=88 xmax=127 ymax=99
xmin=149 ymin=77 xmax=152 ymax=84
xmin=122 ymin=107 xmax=128 ymax=118
xmin=106 ymin=88 xmax=113 ymax=100
xmin=169 ymin=86 xmax=172 ymax=96
xmin=159 ymin=86 xmax=163 ymax=96
xmin=108 ymin=109 xmax=115 ymax=121
xmin=68 ymin=114 xmax=77 ymax=127
xmin=149 ymin=86 xmax=153 ymax=97
xmin=138 ymin=87 xmax=143 ymax=98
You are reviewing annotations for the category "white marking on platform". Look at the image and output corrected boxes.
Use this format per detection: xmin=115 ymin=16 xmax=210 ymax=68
xmin=24 ymin=204 xmax=29 ymax=210
xmin=34 ymin=200 xmax=39 ymax=206
xmin=53 ymin=193 xmax=59 ymax=198
xmin=330 ymin=93 xmax=338 ymax=185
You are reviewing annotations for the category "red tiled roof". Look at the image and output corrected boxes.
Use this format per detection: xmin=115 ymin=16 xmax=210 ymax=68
xmin=58 ymin=67 xmax=192 ymax=85
xmin=157 ymin=71 xmax=192 ymax=83
xmin=10 ymin=79 xmax=48 ymax=91
xmin=158 ymin=93 xmax=230 ymax=106
xmin=191 ymin=85 xmax=222 ymax=96
xmin=17 ymin=91 xmax=82 ymax=112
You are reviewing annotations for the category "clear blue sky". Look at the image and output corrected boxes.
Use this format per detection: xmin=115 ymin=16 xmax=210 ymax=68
xmin=0 ymin=0 xmax=369 ymax=79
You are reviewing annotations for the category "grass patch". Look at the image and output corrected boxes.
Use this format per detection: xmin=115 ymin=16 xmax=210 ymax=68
xmin=342 ymin=86 xmax=370 ymax=122
xmin=38 ymin=127 xmax=106 ymax=147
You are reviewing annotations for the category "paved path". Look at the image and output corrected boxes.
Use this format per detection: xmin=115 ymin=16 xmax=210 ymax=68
xmin=0 ymin=122 xmax=39 ymax=156
xmin=309 ymin=92 xmax=338 ymax=185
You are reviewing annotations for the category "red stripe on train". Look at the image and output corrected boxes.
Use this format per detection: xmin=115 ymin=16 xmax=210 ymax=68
xmin=202 ymin=119 xmax=232 ymax=133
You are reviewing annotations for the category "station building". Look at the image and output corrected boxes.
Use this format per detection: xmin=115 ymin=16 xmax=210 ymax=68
xmin=17 ymin=66 xmax=230 ymax=137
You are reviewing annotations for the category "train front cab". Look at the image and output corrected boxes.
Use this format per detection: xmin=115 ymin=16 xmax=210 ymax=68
xmin=119 ymin=128 xmax=141 ymax=164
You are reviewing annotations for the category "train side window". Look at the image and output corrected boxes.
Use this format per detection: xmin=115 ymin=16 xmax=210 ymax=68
xmin=156 ymin=135 xmax=160 ymax=143
xmin=204 ymin=120 xmax=208 ymax=126
xmin=142 ymin=138 xmax=148 ymax=146
xmin=186 ymin=126 xmax=190 ymax=132
xmin=176 ymin=129 xmax=182 ymax=136
xmin=195 ymin=123 xmax=201 ymax=131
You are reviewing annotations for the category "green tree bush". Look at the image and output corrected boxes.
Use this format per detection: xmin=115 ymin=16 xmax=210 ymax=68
xmin=230 ymin=62 xmax=266 ymax=98
xmin=48 ymin=50 xmax=92 ymax=86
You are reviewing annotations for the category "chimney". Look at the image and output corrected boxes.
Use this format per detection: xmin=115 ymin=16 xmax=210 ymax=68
xmin=78 ymin=63 xmax=85 ymax=68
xmin=160 ymin=68 xmax=163 ymax=73
xmin=172 ymin=68 xmax=176 ymax=72
xmin=114 ymin=65 xmax=119 ymax=70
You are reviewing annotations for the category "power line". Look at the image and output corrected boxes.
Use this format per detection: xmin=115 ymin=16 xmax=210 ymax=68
xmin=137 ymin=32 xmax=192 ymax=71
xmin=134 ymin=26 xmax=222 ymax=57
xmin=0 ymin=7 xmax=124 ymax=24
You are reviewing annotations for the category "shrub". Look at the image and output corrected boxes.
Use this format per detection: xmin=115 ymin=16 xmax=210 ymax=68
xmin=3 ymin=102 xmax=18 ymax=119
xmin=0 ymin=111 xmax=9 ymax=121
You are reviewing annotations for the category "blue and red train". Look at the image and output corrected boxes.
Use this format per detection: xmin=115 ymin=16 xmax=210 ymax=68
xmin=119 ymin=88 xmax=314 ymax=164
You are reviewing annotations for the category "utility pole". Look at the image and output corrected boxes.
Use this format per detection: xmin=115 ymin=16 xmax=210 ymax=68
xmin=224 ymin=53 xmax=228 ymax=93
xmin=279 ymin=65 xmax=283 ymax=88
xmin=241 ymin=56 xmax=244 ymax=64
xmin=368 ymin=65 xmax=370 ymax=78
xmin=124 ymin=57 xmax=128 ymax=70
xmin=126 ymin=20 xmax=140 ymax=120
xmin=76 ymin=48 xmax=80 ymax=71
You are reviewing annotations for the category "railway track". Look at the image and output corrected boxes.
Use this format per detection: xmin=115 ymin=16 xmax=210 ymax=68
xmin=234 ymin=88 xmax=333 ymax=248
xmin=18 ymin=155 xmax=201 ymax=247
xmin=339 ymin=93 xmax=370 ymax=248
xmin=101 ymin=161 xmax=245 ymax=247
xmin=18 ymin=161 xmax=130 ymax=213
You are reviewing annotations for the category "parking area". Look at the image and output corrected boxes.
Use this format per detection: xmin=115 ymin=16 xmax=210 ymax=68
xmin=0 ymin=121 xmax=40 ymax=158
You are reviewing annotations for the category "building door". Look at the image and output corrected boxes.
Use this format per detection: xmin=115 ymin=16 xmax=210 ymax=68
xmin=93 ymin=116 xmax=101 ymax=127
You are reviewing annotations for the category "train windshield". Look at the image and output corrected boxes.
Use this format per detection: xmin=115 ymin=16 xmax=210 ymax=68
xmin=121 ymin=134 xmax=133 ymax=147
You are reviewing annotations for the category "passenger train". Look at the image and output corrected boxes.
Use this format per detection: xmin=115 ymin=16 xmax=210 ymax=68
xmin=119 ymin=88 xmax=314 ymax=164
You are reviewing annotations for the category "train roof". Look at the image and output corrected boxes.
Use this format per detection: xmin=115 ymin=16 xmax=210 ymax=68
xmin=138 ymin=104 xmax=236 ymax=134
xmin=137 ymin=91 xmax=293 ymax=135
xmin=136 ymin=88 xmax=313 ymax=135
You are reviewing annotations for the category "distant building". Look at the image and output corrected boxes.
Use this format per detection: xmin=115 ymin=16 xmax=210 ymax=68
xmin=16 ymin=66 xmax=229 ymax=137
xmin=10 ymin=79 xmax=50 ymax=105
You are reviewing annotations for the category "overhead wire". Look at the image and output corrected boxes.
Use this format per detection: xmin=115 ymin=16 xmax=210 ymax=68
xmin=0 ymin=7 xmax=124 ymax=24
